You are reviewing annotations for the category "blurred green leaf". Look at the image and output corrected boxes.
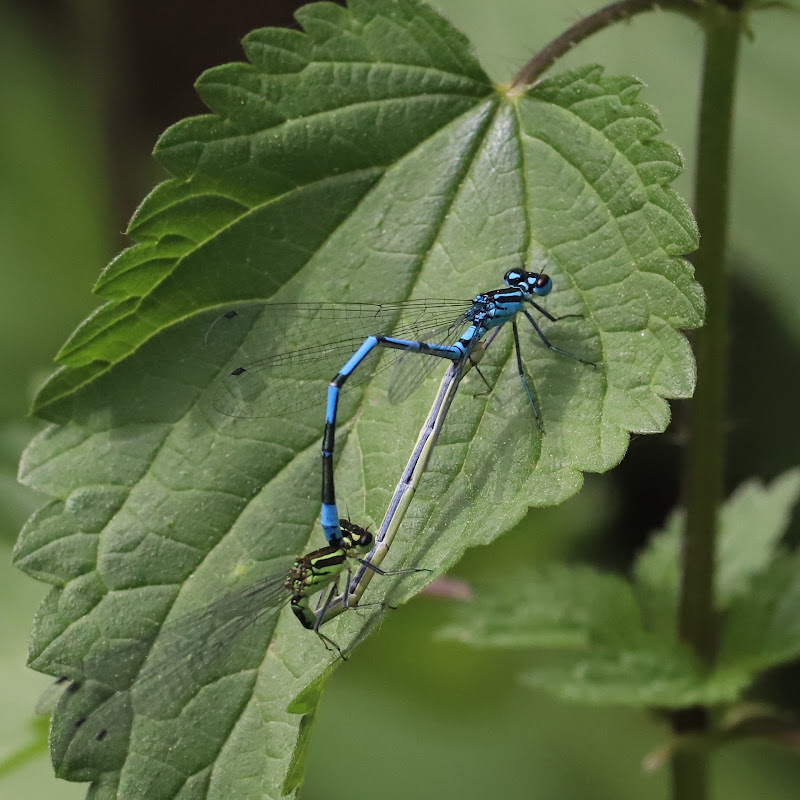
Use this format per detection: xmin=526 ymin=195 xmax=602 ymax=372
xmin=631 ymin=507 xmax=682 ymax=638
xmin=14 ymin=0 xmax=701 ymax=796
xmin=282 ymin=664 xmax=336 ymax=794
xmin=717 ymin=470 xmax=800 ymax=602
xmin=719 ymin=550 xmax=800 ymax=674
xmin=520 ymin=651 xmax=749 ymax=708
xmin=440 ymin=565 xmax=643 ymax=650
xmin=446 ymin=470 xmax=800 ymax=708
xmin=441 ymin=564 xmax=749 ymax=706
xmin=634 ymin=469 xmax=800 ymax=634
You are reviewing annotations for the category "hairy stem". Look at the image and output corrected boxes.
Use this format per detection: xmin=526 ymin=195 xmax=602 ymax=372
xmin=510 ymin=0 xmax=701 ymax=89
xmin=674 ymin=3 xmax=744 ymax=799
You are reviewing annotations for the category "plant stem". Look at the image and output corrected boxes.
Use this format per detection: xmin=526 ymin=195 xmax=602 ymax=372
xmin=679 ymin=0 xmax=742 ymax=674
xmin=671 ymin=747 xmax=709 ymax=800
xmin=673 ymin=3 xmax=744 ymax=799
xmin=510 ymin=0 xmax=701 ymax=89
xmin=670 ymin=708 xmax=710 ymax=800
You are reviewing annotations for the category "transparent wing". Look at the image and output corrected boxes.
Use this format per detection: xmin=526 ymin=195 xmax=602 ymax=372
xmin=51 ymin=559 xmax=295 ymax=763
xmin=205 ymin=300 xmax=471 ymax=418
xmin=387 ymin=316 xmax=470 ymax=405
xmin=131 ymin=566 xmax=293 ymax=716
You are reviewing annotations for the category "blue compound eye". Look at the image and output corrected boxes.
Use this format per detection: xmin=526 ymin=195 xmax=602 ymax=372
xmin=531 ymin=273 xmax=552 ymax=296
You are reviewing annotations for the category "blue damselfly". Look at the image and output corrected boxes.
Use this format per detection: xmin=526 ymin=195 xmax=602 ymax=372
xmin=208 ymin=269 xmax=594 ymax=545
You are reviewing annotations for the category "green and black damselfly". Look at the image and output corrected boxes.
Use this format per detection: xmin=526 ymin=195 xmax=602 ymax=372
xmin=47 ymin=520 xmax=420 ymax=774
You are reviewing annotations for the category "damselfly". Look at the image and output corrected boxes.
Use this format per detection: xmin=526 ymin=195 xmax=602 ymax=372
xmin=48 ymin=521 xmax=419 ymax=768
xmin=208 ymin=268 xmax=594 ymax=545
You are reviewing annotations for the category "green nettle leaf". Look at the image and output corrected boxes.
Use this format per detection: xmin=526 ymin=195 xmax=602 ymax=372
xmin=634 ymin=469 xmax=800 ymax=634
xmin=12 ymin=0 xmax=702 ymax=796
xmin=440 ymin=566 xmax=749 ymax=707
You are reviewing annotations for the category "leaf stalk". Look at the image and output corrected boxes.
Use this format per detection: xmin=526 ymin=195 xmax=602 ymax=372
xmin=510 ymin=0 xmax=702 ymax=89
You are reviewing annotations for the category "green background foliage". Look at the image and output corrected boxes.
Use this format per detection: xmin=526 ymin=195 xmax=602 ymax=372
xmin=2 ymin=1 xmax=799 ymax=799
xmin=442 ymin=471 xmax=800 ymax=706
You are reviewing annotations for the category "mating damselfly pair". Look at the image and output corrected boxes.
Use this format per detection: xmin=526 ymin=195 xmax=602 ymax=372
xmin=49 ymin=267 xmax=594 ymax=753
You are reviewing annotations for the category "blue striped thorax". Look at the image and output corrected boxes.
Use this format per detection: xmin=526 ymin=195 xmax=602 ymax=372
xmin=465 ymin=269 xmax=553 ymax=330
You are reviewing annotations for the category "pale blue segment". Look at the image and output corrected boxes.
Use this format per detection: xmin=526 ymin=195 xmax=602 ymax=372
xmin=325 ymin=385 xmax=338 ymax=424
xmin=339 ymin=336 xmax=378 ymax=377
xmin=321 ymin=503 xmax=340 ymax=540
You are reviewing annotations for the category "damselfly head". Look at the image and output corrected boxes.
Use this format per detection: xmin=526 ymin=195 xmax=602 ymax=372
xmin=503 ymin=269 xmax=552 ymax=297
